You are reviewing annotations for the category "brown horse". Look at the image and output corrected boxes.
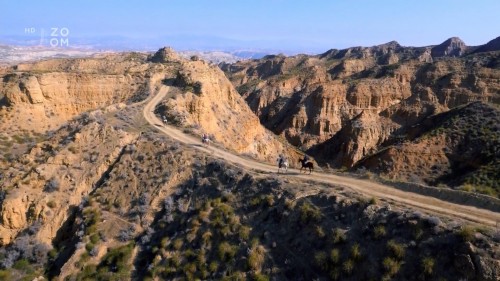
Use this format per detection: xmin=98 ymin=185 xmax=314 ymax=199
xmin=299 ymin=158 xmax=313 ymax=174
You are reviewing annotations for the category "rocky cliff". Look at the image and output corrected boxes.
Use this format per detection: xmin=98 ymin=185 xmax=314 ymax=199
xmin=221 ymin=37 xmax=500 ymax=194
xmin=153 ymin=54 xmax=302 ymax=163
xmin=0 ymin=53 xmax=163 ymax=134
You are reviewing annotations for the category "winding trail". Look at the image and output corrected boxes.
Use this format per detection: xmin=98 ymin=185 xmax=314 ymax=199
xmin=144 ymin=86 xmax=500 ymax=228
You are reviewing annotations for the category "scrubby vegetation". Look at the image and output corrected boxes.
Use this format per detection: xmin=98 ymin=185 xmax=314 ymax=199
xmin=0 ymin=122 xmax=498 ymax=280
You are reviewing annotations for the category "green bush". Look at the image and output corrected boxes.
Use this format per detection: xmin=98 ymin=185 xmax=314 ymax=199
xmin=47 ymin=200 xmax=57 ymax=208
xmin=238 ymin=225 xmax=251 ymax=241
xmin=90 ymin=233 xmax=100 ymax=244
xmin=85 ymin=243 xmax=95 ymax=252
xmin=342 ymin=259 xmax=354 ymax=275
xmin=315 ymin=226 xmax=326 ymax=239
xmin=253 ymin=273 xmax=270 ymax=281
xmin=0 ymin=270 xmax=11 ymax=281
xmin=314 ymin=251 xmax=328 ymax=270
xmin=373 ymin=225 xmax=386 ymax=239
xmin=218 ymin=242 xmax=238 ymax=261
xmin=330 ymin=248 xmax=340 ymax=264
xmin=208 ymin=261 xmax=218 ymax=273
xmin=173 ymin=238 xmax=183 ymax=250
xmin=412 ymin=224 xmax=424 ymax=240
xmin=248 ymin=244 xmax=266 ymax=271
xmin=100 ymin=242 xmax=135 ymax=276
xmin=421 ymin=256 xmax=435 ymax=275
xmin=350 ymin=243 xmax=362 ymax=261
xmin=299 ymin=202 xmax=322 ymax=223
xmin=457 ymin=225 xmax=476 ymax=242
xmin=330 ymin=228 xmax=346 ymax=244
xmin=387 ymin=240 xmax=405 ymax=260
xmin=383 ymin=257 xmax=401 ymax=277
xmin=13 ymin=259 xmax=33 ymax=273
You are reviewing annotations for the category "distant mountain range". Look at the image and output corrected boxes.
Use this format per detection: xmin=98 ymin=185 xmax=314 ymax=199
xmin=1 ymin=36 xmax=498 ymax=65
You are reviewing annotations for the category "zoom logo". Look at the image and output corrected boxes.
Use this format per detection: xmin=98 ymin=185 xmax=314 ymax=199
xmin=49 ymin=27 xmax=70 ymax=47
xmin=24 ymin=27 xmax=70 ymax=47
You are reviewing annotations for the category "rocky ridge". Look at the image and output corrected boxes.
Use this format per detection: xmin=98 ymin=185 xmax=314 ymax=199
xmin=221 ymin=37 xmax=500 ymax=195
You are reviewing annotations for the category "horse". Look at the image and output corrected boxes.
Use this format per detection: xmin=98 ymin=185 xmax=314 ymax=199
xmin=299 ymin=158 xmax=313 ymax=174
xmin=278 ymin=158 xmax=289 ymax=174
xmin=201 ymin=136 xmax=211 ymax=146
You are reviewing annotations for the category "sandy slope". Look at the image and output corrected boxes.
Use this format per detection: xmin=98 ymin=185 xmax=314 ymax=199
xmin=144 ymin=86 xmax=500 ymax=228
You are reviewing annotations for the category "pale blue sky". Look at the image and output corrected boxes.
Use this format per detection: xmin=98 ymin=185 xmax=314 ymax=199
xmin=1 ymin=0 xmax=499 ymax=52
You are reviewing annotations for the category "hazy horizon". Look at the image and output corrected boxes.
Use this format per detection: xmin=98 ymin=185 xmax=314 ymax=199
xmin=1 ymin=0 xmax=499 ymax=54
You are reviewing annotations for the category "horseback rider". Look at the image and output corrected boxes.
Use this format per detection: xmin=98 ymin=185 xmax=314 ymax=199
xmin=202 ymin=133 xmax=210 ymax=145
xmin=277 ymin=154 xmax=283 ymax=166
xmin=277 ymin=153 xmax=286 ymax=167
xmin=303 ymin=154 xmax=310 ymax=162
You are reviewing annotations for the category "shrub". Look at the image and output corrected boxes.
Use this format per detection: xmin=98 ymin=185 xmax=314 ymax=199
xmin=183 ymin=262 xmax=197 ymax=278
xmin=369 ymin=197 xmax=378 ymax=205
xmin=253 ymin=273 xmax=270 ymax=281
xmin=250 ymin=196 xmax=262 ymax=207
xmin=457 ymin=225 xmax=475 ymax=242
xmin=68 ymin=146 xmax=79 ymax=154
xmin=47 ymin=200 xmax=56 ymax=208
xmin=85 ymin=243 xmax=94 ymax=253
xmin=350 ymin=243 xmax=362 ymax=261
xmin=387 ymin=240 xmax=405 ymax=260
xmin=373 ymin=225 xmax=386 ymax=239
xmin=314 ymin=251 xmax=328 ymax=270
xmin=44 ymin=178 xmax=60 ymax=192
xmin=100 ymin=243 xmax=134 ymax=275
xmin=0 ymin=270 xmax=11 ymax=281
xmin=264 ymin=195 xmax=274 ymax=207
xmin=330 ymin=248 xmax=340 ymax=264
xmin=383 ymin=257 xmax=401 ymax=277
xmin=421 ymin=257 xmax=435 ymax=275
xmin=299 ymin=202 xmax=322 ymax=223
xmin=315 ymin=226 xmax=326 ymax=239
xmin=173 ymin=238 xmax=183 ymax=250
xmin=208 ymin=261 xmax=218 ymax=273
xmin=248 ymin=244 xmax=266 ymax=271
xmin=196 ymin=249 xmax=207 ymax=267
xmin=342 ymin=259 xmax=354 ymax=275
xmin=202 ymin=231 xmax=212 ymax=246
xmin=12 ymin=259 xmax=33 ymax=273
xmin=170 ymin=252 xmax=181 ymax=267
xmin=238 ymin=226 xmax=251 ymax=241
xmin=118 ymin=226 xmax=136 ymax=242
xmin=218 ymin=242 xmax=237 ymax=261
xmin=284 ymin=198 xmax=296 ymax=210
xmin=90 ymin=233 xmax=100 ymax=244
xmin=330 ymin=228 xmax=346 ymax=244
xmin=329 ymin=267 xmax=341 ymax=280
xmin=412 ymin=224 xmax=424 ymax=240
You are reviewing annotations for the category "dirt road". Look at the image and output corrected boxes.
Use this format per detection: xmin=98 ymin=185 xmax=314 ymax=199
xmin=143 ymin=86 xmax=500 ymax=228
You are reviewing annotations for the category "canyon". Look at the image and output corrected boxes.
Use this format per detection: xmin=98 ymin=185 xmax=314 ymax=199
xmin=0 ymin=39 xmax=498 ymax=280
xmin=222 ymin=36 xmax=500 ymax=196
